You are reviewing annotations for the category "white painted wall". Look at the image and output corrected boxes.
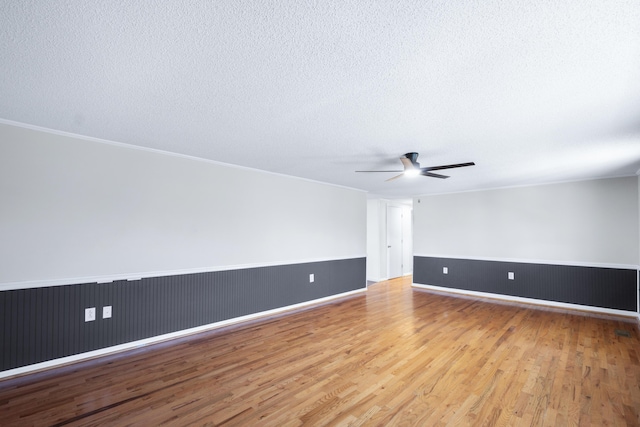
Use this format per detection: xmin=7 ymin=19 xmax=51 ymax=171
xmin=414 ymin=177 xmax=639 ymax=266
xmin=366 ymin=199 xmax=381 ymax=281
xmin=401 ymin=204 xmax=413 ymax=275
xmin=0 ymin=123 xmax=367 ymax=287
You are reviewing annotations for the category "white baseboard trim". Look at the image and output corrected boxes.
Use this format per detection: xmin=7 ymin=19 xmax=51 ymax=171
xmin=0 ymin=287 xmax=366 ymax=381
xmin=412 ymin=283 xmax=639 ymax=319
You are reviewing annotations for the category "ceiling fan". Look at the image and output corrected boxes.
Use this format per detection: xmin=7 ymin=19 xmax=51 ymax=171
xmin=356 ymin=152 xmax=475 ymax=182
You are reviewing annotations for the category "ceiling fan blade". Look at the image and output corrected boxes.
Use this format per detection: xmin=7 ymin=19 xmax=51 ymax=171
xmin=421 ymin=171 xmax=450 ymax=179
xmin=356 ymin=170 xmax=404 ymax=173
xmin=421 ymin=162 xmax=475 ymax=172
xmin=385 ymin=173 xmax=405 ymax=182
xmin=400 ymin=156 xmax=416 ymax=170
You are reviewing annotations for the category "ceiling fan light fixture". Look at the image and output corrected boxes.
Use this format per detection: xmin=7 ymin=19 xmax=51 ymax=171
xmin=404 ymin=168 xmax=420 ymax=177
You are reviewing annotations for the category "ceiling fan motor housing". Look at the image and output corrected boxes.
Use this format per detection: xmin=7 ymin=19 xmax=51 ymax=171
xmin=404 ymin=152 xmax=420 ymax=168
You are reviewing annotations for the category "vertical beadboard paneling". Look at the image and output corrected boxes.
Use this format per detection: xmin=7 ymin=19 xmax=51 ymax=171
xmin=0 ymin=291 xmax=7 ymax=369
xmin=413 ymin=256 xmax=637 ymax=311
xmin=0 ymin=258 xmax=365 ymax=372
xmin=0 ymin=291 xmax=4 ymax=370
xmin=15 ymin=290 xmax=25 ymax=367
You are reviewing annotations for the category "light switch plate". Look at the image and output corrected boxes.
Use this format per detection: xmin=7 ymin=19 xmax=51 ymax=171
xmin=443 ymin=267 xmax=448 ymax=274
xmin=508 ymin=272 xmax=515 ymax=280
xmin=85 ymin=307 xmax=96 ymax=322
xmin=309 ymin=274 xmax=314 ymax=283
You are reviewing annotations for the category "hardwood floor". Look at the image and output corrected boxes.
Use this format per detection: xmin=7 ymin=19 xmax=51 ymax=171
xmin=1 ymin=276 xmax=639 ymax=426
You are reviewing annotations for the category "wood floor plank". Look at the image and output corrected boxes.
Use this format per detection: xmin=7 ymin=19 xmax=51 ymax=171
xmin=1 ymin=276 xmax=639 ymax=426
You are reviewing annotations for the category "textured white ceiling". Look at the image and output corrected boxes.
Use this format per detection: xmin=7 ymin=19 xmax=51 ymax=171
xmin=1 ymin=0 xmax=640 ymax=198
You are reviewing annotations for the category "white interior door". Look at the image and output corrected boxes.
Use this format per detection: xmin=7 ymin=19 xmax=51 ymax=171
xmin=387 ymin=205 xmax=403 ymax=279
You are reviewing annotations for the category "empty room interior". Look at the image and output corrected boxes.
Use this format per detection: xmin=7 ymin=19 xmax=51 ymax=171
xmin=1 ymin=1 xmax=640 ymax=426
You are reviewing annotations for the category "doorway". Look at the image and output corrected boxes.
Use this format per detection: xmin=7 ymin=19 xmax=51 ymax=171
xmin=366 ymin=199 xmax=413 ymax=283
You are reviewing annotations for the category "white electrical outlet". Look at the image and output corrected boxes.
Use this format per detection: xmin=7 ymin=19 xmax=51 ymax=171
xmin=309 ymin=274 xmax=314 ymax=283
xmin=508 ymin=272 xmax=515 ymax=280
xmin=443 ymin=267 xmax=448 ymax=274
xmin=85 ymin=307 xmax=96 ymax=322
xmin=103 ymin=306 xmax=112 ymax=319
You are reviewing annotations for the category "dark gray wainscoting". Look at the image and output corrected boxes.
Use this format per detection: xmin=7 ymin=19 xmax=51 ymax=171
xmin=0 ymin=258 xmax=365 ymax=372
xmin=413 ymin=256 xmax=637 ymax=312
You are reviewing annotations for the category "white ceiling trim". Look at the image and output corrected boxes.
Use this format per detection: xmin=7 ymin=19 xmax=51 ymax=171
xmin=0 ymin=118 xmax=367 ymax=194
